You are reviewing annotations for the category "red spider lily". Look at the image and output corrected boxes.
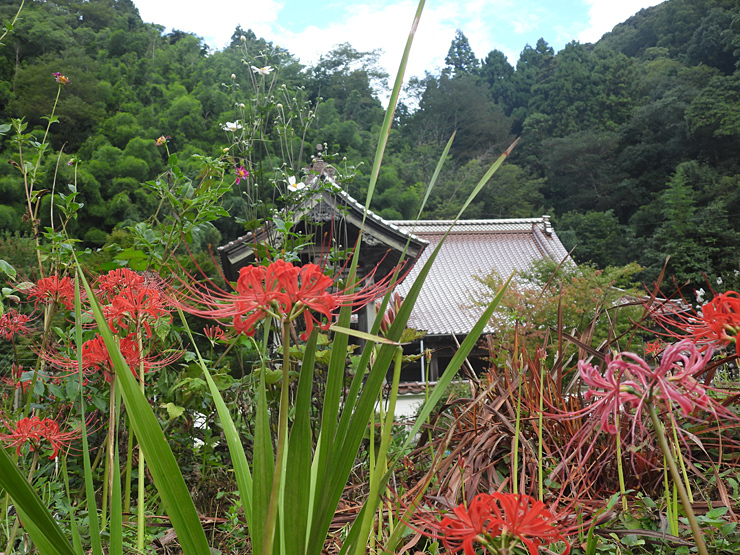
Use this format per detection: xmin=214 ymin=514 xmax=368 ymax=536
xmin=284 ymin=263 xmax=338 ymax=340
xmin=0 ymin=415 xmax=80 ymax=459
xmin=0 ymin=309 xmax=33 ymax=341
xmin=172 ymin=257 xmax=406 ymax=341
xmin=82 ymin=333 xmax=151 ymax=382
xmin=410 ymin=493 xmax=500 ymax=555
xmin=39 ymin=333 xmax=179 ymax=384
xmin=102 ymin=285 xmax=171 ymax=339
xmin=695 ymin=291 xmax=740 ymax=346
xmin=644 ymin=340 xmax=665 ymax=356
xmin=409 ymin=493 xmax=569 ymax=555
xmin=27 ymin=275 xmax=76 ymax=310
xmin=94 ymin=268 xmax=147 ymax=303
xmin=204 ymin=325 xmax=231 ymax=342
xmin=649 ymin=291 xmax=740 ymax=350
xmin=488 ymin=493 xmax=570 ymax=555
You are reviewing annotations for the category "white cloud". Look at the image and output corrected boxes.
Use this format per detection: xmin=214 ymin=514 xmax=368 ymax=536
xmin=274 ymin=1 xmax=463 ymax=81
xmin=135 ymin=0 xmax=283 ymax=48
xmin=579 ymin=0 xmax=665 ymax=44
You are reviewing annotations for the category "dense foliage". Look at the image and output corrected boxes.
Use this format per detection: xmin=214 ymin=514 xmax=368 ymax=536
xmin=0 ymin=0 xmax=738 ymax=290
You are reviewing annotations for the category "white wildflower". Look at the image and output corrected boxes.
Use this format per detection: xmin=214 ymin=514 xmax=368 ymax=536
xmin=221 ymin=121 xmax=242 ymax=132
xmin=251 ymin=65 xmax=273 ymax=75
xmin=287 ymin=176 xmax=305 ymax=191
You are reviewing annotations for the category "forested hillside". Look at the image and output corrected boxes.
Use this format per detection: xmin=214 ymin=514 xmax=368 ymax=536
xmin=0 ymin=0 xmax=738 ymax=289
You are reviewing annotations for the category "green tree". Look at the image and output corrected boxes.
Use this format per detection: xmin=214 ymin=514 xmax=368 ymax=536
xmin=444 ymin=29 xmax=479 ymax=77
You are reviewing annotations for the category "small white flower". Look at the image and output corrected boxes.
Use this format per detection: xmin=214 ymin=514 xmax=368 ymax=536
xmin=251 ymin=65 xmax=273 ymax=75
xmin=231 ymin=73 xmax=236 ymax=80
xmin=240 ymin=35 xmax=247 ymax=43
xmin=221 ymin=121 xmax=242 ymax=132
xmin=287 ymin=176 xmax=305 ymax=191
xmin=717 ymin=276 xmax=723 ymax=285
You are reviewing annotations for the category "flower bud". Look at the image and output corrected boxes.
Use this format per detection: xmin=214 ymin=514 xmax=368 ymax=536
xmin=240 ymin=35 xmax=247 ymax=43
xmin=231 ymin=73 xmax=236 ymax=80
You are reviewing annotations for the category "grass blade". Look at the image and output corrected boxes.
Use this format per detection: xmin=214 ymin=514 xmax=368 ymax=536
xmin=0 ymin=445 xmax=77 ymax=555
xmin=74 ymin=257 xmax=211 ymax=555
xmin=284 ymin=330 xmax=319 ymax=555
xmin=177 ymin=309 xmax=254 ymax=531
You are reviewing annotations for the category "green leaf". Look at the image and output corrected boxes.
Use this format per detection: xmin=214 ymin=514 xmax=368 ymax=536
xmin=74 ymin=257 xmax=211 ymax=555
xmin=0 ymin=446 xmax=78 ymax=555
xmin=176 ymin=309 xmax=254 ymax=531
xmin=163 ymin=402 xmax=185 ymax=420
xmin=284 ymin=330 xmax=318 ymax=555
xmin=0 ymin=258 xmax=16 ymax=278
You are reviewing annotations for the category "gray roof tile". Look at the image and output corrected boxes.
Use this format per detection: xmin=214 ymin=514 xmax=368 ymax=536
xmin=393 ymin=218 xmax=570 ymax=336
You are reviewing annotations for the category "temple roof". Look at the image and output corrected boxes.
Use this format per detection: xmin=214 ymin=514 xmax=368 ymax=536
xmin=392 ymin=217 xmax=571 ymax=336
xmin=217 ymin=175 xmax=428 ymax=283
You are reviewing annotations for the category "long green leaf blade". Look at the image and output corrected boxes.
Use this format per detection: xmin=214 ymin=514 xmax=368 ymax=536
xmin=177 ymin=309 xmax=254 ymax=530
xmin=0 ymin=445 xmax=77 ymax=555
xmin=284 ymin=330 xmax=318 ymax=555
xmin=75 ymin=258 xmax=211 ymax=555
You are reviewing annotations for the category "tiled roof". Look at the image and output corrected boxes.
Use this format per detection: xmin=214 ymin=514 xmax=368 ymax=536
xmin=393 ymin=218 xmax=571 ymax=336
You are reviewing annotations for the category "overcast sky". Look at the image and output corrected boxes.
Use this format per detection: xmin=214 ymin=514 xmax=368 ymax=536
xmin=132 ymin=0 xmax=665 ymax=78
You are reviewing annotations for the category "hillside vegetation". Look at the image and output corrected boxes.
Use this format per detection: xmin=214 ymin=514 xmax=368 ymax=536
xmin=0 ymin=0 xmax=738 ymax=289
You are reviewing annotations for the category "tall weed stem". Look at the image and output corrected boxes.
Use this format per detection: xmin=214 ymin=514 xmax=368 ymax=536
xmin=647 ymin=401 xmax=708 ymax=555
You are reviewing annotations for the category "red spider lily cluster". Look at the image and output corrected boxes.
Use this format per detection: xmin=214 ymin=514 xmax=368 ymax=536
xmin=0 ymin=308 xmax=33 ymax=341
xmin=650 ymin=290 xmax=740 ymax=350
xmin=410 ymin=492 xmax=569 ymax=555
xmin=33 ymin=269 xmax=176 ymax=384
xmin=95 ymin=269 xmax=170 ymax=338
xmin=27 ymin=275 xmax=76 ymax=311
xmin=0 ymin=415 xmax=80 ymax=459
xmin=173 ymin=258 xmax=402 ymax=341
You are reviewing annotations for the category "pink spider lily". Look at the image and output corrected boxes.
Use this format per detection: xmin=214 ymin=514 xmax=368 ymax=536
xmin=557 ymin=340 xmax=737 ymax=471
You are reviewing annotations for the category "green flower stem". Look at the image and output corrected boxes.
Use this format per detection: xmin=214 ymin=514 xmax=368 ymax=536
xmin=261 ymin=318 xmax=291 ymax=555
xmin=647 ymin=401 xmax=708 ymax=555
xmin=614 ymin=410 xmax=629 ymax=514
xmin=512 ymin=364 xmax=524 ymax=494
xmin=123 ymin=415 xmax=133 ymax=522
xmin=538 ymin=359 xmax=545 ymax=501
